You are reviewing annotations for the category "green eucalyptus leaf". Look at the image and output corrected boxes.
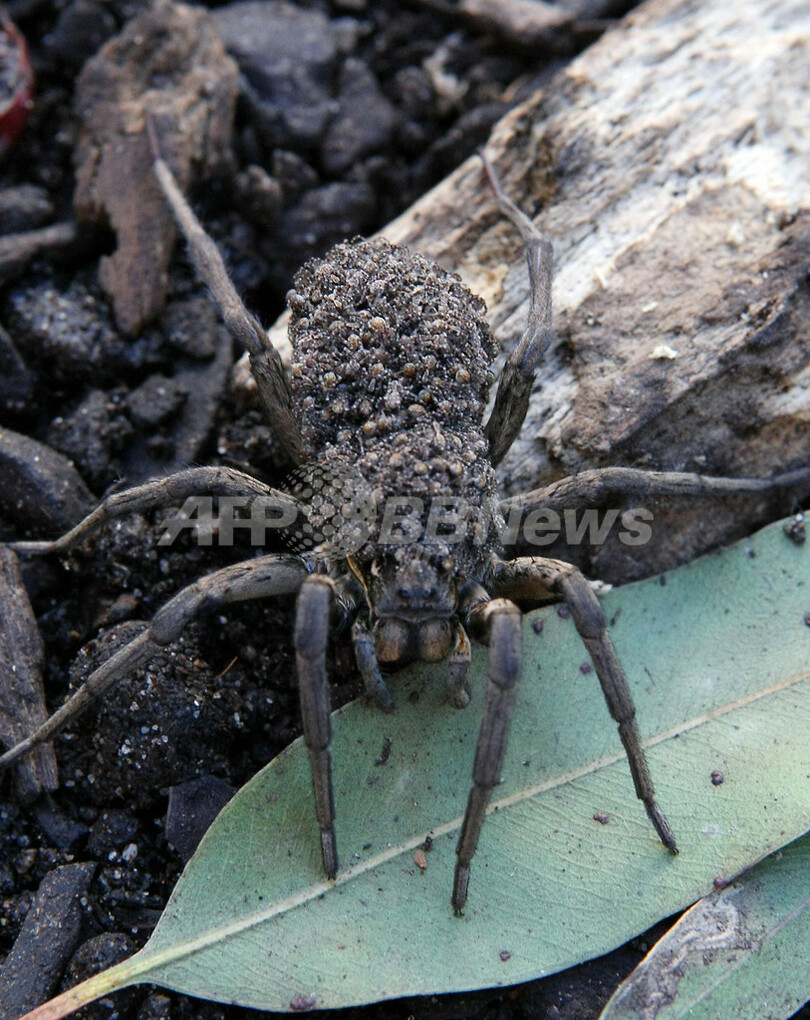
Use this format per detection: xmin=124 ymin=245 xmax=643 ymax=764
xmin=29 ymin=518 xmax=810 ymax=1017
xmin=599 ymin=833 xmax=810 ymax=1020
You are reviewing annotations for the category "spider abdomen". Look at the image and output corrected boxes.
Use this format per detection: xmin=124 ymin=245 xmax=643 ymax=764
xmin=287 ymin=238 xmax=502 ymax=561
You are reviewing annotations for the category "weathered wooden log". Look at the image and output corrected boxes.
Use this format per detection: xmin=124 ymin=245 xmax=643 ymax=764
xmin=263 ymin=0 xmax=810 ymax=582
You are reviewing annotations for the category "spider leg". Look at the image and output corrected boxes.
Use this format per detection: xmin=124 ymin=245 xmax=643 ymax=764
xmin=454 ymin=597 xmax=521 ymax=914
xmin=9 ymin=465 xmax=299 ymax=556
xmin=447 ymin=623 xmax=472 ymax=709
xmin=492 ymin=556 xmax=677 ymax=854
xmin=481 ymin=153 xmax=554 ymax=467
xmin=295 ymin=575 xmax=338 ymax=878
xmin=501 ymin=464 xmax=810 ymax=518
xmin=146 ymin=114 xmax=305 ymax=465
xmin=0 ymin=554 xmax=306 ymax=772
xmin=352 ymin=616 xmax=394 ymax=712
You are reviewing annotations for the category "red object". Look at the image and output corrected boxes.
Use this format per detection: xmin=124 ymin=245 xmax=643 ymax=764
xmin=0 ymin=11 xmax=34 ymax=156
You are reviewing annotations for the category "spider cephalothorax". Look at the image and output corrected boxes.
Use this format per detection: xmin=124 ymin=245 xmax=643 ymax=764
xmin=2 ymin=134 xmax=808 ymax=915
xmin=354 ymin=545 xmax=461 ymax=664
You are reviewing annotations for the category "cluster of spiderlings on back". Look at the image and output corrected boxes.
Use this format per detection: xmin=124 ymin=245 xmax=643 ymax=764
xmin=287 ymin=238 xmax=498 ymax=452
xmin=286 ymin=238 xmax=504 ymax=565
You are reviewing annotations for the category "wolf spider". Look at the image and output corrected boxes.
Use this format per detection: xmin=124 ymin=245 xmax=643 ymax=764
xmin=2 ymin=129 xmax=808 ymax=913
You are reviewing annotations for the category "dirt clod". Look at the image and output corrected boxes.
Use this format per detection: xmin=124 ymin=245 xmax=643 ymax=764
xmin=0 ymin=861 xmax=95 ymax=1018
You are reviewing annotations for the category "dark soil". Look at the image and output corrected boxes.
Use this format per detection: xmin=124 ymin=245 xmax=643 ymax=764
xmin=1 ymin=2 xmax=807 ymax=1020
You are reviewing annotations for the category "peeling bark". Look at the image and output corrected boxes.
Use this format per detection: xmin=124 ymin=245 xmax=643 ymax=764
xmin=0 ymin=547 xmax=58 ymax=802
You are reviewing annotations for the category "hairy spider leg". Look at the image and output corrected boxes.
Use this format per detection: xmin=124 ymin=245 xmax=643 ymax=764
xmin=0 ymin=555 xmax=306 ymax=772
xmin=481 ymin=152 xmax=554 ymax=467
